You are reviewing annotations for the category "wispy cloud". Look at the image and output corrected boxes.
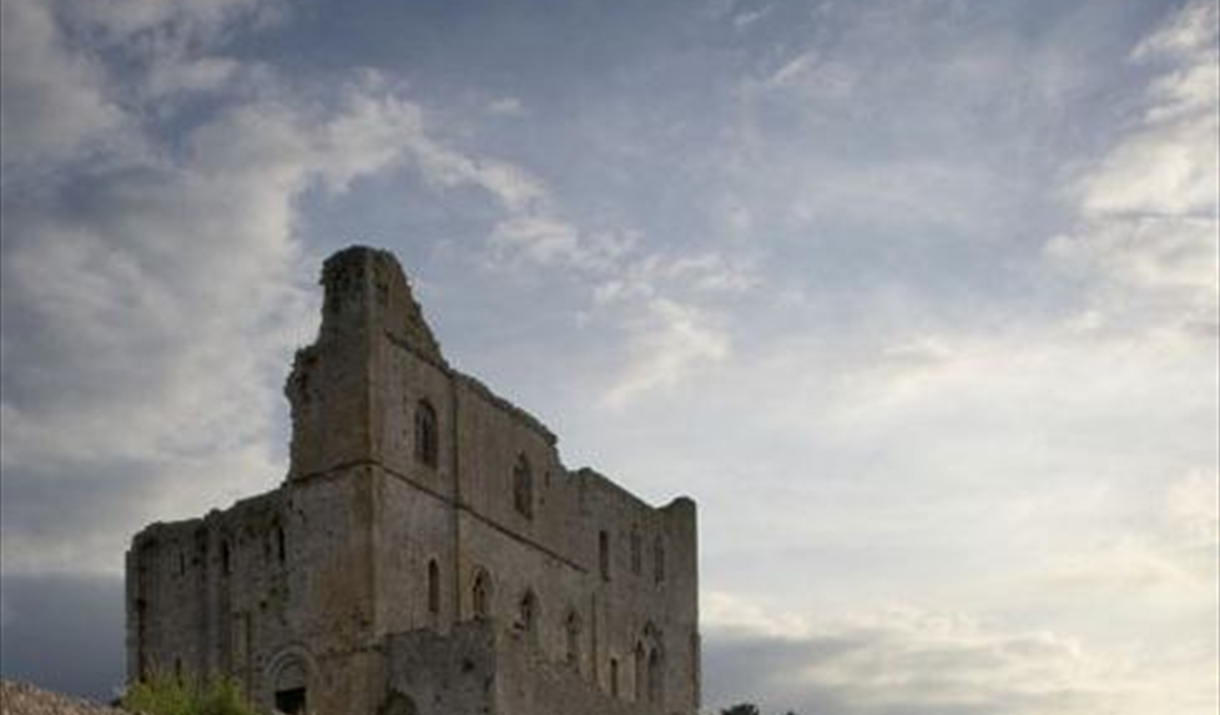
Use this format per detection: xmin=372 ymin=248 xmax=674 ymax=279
xmin=704 ymin=595 xmax=1217 ymax=715
xmin=603 ymin=299 xmax=731 ymax=408
xmin=1049 ymin=0 xmax=1219 ymax=338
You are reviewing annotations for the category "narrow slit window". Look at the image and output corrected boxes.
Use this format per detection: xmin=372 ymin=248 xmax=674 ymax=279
xmin=599 ymin=531 xmax=611 ymax=581
xmin=427 ymin=559 xmax=441 ymax=615
xmin=648 ymin=648 xmax=663 ymax=703
xmin=565 ymin=610 xmax=582 ymax=665
xmin=518 ymin=590 xmax=538 ymax=633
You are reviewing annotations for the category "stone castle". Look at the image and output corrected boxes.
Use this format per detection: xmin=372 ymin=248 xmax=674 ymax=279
xmin=126 ymin=246 xmax=700 ymax=715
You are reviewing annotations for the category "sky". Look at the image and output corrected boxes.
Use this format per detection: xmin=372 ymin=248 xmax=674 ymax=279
xmin=1 ymin=0 xmax=1217 ymax=712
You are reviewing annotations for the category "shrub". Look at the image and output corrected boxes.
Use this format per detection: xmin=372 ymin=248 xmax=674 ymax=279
xmin=123 ymin=673 xmax=260 ymax=715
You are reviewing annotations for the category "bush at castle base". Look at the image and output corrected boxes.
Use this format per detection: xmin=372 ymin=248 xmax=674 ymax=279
xmin=122 ymin=676 xmax=257 ymax=715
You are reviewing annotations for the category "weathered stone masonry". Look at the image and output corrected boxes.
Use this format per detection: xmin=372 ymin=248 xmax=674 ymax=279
xmin=127 ymin=246 xmax=700 ymax=715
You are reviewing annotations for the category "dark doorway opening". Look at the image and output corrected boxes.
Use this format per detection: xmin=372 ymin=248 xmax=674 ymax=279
xmin=275 ymin=687 xmax=307 ymax=714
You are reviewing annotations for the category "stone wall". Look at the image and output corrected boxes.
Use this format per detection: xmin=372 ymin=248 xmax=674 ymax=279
xmin=126 ymin=246 xmax=700 ymax=715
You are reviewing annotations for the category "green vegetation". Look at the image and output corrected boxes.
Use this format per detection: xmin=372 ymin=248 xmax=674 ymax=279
xmin=122 ymin=673 xmax=260 ymax=715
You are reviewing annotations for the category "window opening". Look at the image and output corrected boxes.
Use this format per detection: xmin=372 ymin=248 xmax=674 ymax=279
xmin=634 ymin=643 xmax=646 ymax=701
xmin=513 ymin=454 xmax=533 ymax=518
xmin=518 ymin=590 xmax=538 ymax=633
xmin=648 ymin=648 xmax=663 ymax=704
xmin=427 ymin=559 xmax=441 ymax=615
xmin=599 ymin=531 xmax=611 ymax=581
xmin=564 ymin=610 xmax=582 ymax=665
xmin=472 ymin=569 xmax=491 ymax=619
xmin=414 ymin=400 xmax=438 ymax=468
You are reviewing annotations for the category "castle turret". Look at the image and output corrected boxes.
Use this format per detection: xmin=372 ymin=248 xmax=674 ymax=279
xmin=285 ymin=246 xmax=445 ymax=480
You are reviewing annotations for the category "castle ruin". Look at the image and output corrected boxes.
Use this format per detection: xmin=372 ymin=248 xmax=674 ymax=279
xmin=126 ymin=246 xmax=700 ymax=715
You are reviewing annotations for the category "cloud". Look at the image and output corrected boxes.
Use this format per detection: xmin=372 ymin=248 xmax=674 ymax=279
xmin=1049 ymin=0 xmax=1219 ymax=338
xmin=0 ymin=4 xmax=501 ymax=576
xmin=603 ymin=299 xmax=730 ymax=408
xmin=703 ymin=596 xmax=1217 ymax=715
xmin=486 ymin=96 xmax=525 ymax=116
xmin=64 ymin=0 xmax=284 ymax=48
xmin=0 ymin=0 xmax=126 ymax=166
xmin=1166 ymin=469 xmax=1220 ymax=547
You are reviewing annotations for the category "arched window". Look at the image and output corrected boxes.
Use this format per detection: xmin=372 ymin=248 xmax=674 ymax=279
xmin=427 ymin=559 xmax=441 ymax=615
xmin=599 ymin=530 xmax=611 ymax=581
xmin=414 ymin=399 xmax=438 ymax=468
xmin=220 ymin=541 xmax=231 ymax=576
xmin=647 ymin=648 xmax=663 ymax=704
xmin=518 ymin=590 xmax=538 ymax=634
xmin=610 ymin=658 xmax=620 ymax=698
xmin=564 ymin=609 xmax=582 ymax=665
xmin=512 ymin=454 xmax=533 ymax=518
xmin=472 ymin=568 xmax=492 ymax=620
xmin=630 ymin=529 xmax=642 ymax=575
xmin=275 ymin=525 xmax=286 ymax=563
xmin=653 ymin=537 xmax=665 ymax=584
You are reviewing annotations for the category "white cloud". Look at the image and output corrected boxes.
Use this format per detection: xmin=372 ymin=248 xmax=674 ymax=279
xmin=1166 ymin=468 xmax=1220 ymax=548
xmin=0 ymin=82 xmax=427 ymax=572
xmin=763 ymin=52 xmax=855 ymax=97
xmin=145 ymin=56 xmax=241 ymax=98
xmin=704 ymin=596 xmax=1218 ymax=715
xmin=603 ymin=299 xmax=730 ymax=408
xmin=486 ymin=96 xmax=525 ymax=116
xmin=1131 ymin=0 xmax=1218 ymax=62
xmin=0 ymin=4 xmax=495 ymax=575
xmin=1052 ymin=0 xmax=1219 ymax=338
xmin=0 ymin=0 xmax=127 ymax=166
xmin=408 ymin=132 xmax=547 ymax=212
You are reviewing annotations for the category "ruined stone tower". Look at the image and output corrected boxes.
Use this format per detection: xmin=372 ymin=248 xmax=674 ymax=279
xmin=126 ymin=246 xmax=700 ymax=715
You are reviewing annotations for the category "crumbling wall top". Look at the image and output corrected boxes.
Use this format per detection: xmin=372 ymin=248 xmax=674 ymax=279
xmin=320 ymin=245 xmax=445 ymax=366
